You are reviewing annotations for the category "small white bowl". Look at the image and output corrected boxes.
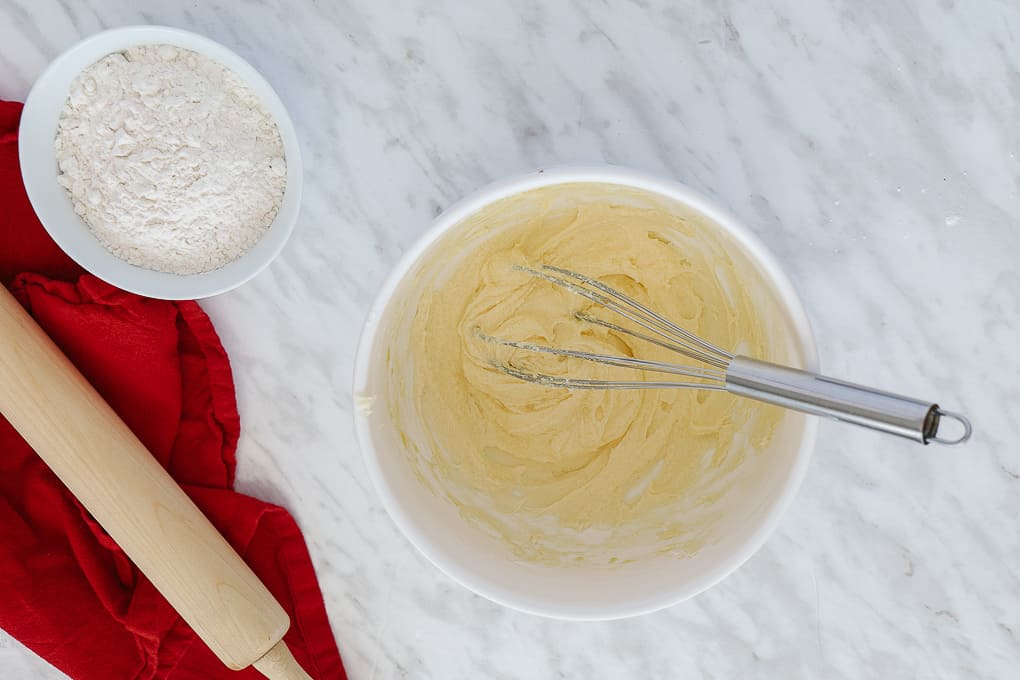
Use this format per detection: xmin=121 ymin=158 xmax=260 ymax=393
xmin=354 ymin=165 xmax=820 ymax=620
xmin=18 ymin=26 xmax=302 ymax=300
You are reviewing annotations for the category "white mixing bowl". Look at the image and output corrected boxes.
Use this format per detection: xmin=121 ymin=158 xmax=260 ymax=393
xmin=18 ymin=25 xmax=302 ymax=300
xmin=354 ymin=166 xmax=819 ymax=619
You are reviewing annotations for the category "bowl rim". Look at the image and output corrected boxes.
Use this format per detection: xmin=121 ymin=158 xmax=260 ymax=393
xmin=18 ymin=24 xmax=303 ymax=300
xmin=353 ymin=164 xmax=820 ymax=619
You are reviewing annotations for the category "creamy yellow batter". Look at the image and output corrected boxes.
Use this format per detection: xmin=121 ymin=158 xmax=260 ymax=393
xmin=393 ymin=183 xmax=782 ymax=562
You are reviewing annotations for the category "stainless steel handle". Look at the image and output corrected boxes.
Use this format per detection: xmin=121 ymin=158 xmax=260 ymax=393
xmin=725 ymin=356 xmax=972 ymax=445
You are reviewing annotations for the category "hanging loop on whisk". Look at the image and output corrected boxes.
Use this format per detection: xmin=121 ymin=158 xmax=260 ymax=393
xmin=928 ymin=409 xmax=973 ymax=445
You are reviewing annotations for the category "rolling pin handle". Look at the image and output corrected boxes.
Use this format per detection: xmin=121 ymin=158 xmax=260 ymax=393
xmin=251 ymin=640 xmax=314 ymax=680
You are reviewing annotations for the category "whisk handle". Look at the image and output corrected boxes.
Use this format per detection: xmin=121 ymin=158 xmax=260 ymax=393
xmin=725 ymin=357 xmax=971 ymax=445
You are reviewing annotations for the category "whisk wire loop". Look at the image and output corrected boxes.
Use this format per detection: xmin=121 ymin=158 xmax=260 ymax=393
xmin=482 ymin=265 xmax=733 ymax=389
xmin=540 ymin=265 xmax=734 ymax=363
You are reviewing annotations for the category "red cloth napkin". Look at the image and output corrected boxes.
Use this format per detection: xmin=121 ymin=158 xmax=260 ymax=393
xmin=0 ymin=100 xmax=346 ymax=680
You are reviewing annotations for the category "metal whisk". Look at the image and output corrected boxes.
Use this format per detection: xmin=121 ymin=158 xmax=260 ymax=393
xmin=483 ymin=265 xmax=971 ymax=446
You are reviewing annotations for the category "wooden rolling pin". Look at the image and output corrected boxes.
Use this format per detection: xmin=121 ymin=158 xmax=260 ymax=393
xmin=0 ymin=285 xmax=312 ymax=680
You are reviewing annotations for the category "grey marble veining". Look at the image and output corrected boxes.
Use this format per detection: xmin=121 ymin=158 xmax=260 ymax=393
xmin=1 ymin=0 xmax=1018 ymax=678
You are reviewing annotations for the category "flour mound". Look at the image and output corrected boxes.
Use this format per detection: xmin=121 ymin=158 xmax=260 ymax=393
xmin=55 ymin=44 xmax=287 ymax=275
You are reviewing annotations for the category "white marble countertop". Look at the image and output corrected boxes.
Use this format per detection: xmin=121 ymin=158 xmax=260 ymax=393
xmin=1 ymin=1 xmax=1018 ymax=678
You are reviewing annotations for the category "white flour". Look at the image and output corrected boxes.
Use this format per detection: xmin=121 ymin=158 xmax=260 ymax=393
xmin=55 ymin=44 xmax=286 ymax=275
